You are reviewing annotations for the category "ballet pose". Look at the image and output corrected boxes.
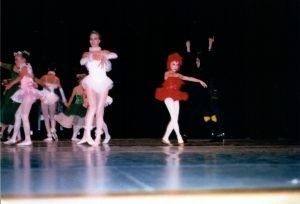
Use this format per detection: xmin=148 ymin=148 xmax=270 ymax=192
xmin=78 ymin=30 xmax=117 ymax=145
xmin=39 ymin=67 xmax=67 ymax=141
xmin=4 ymin=51 xmax=42 ymax=146
xmin=0 ymin=60 xmax=21 ymax=139
xmin=155 ymin=53 xmax=207 ymax=145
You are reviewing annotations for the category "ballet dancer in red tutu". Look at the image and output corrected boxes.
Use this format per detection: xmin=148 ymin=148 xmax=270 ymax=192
xmin=155 ymin=53 xmax=208 ymax=145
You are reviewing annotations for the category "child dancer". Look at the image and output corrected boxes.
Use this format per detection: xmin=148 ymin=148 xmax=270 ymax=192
xmin=55 ymin=74 xmax=112 ymax=143
xmin=0 ymin=60 xmax=21 ymax=140
xmin=155 ymin=53 xmax=207 ymax=145
xmin=40 ymin=67 xmax=67 ymax=141
xmin=4 ymin=51 xmax=42 ymax=146
xmin=78 ymin=30 xmax=117 ymax=146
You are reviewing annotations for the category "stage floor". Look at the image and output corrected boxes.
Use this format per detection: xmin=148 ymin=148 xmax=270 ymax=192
xmin=1 ymin=139 xmax=300 ymax=201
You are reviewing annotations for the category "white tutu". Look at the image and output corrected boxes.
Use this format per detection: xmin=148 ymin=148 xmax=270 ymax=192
xmin=40 ymin=91 xmax=59 ymax=105
xmin=82 ymin=60 xmax=113 ymax=93
xmin=40 ymin=83 xmax=60 ymax=105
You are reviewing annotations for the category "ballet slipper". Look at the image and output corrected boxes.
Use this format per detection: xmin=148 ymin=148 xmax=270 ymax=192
xmin=17 ymin=140 xmax=32 ymax=146
xmin=94 ymin=130 xmax=102 ymax=146
xmin=177 ymin=138 xmax=184 ymax=146
xmin=87 ymin=136 xmax=96 ymax=146
xmin=4 ymin=139 xmax=17 ymax=145
xmin=162 ymin=138 xmax=172 ymax=146
xmin=103 ymin=135 xmax=111 ymax=144
xmin=51 ymin=128 xmax=58 ymax=141
xmin=44 ymin=138 xmax=53 ymax=142
xmin=71 ymin=137 xmax=80 ymax=142
xmin=77 ymin=136 xmax=87 ymax=144
xmin=44 ymin=133 xmax=53 ymax=142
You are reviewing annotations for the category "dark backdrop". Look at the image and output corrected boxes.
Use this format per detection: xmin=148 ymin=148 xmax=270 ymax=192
xmin=1 ymin=0 xmax=299 ymax=141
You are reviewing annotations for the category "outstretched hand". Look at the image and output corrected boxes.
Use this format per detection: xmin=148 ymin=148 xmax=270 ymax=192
xmin=199 ymin=80 xmax=208 ymax=88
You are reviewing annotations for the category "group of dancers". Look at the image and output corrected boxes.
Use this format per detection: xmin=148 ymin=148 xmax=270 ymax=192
xmin=1 ymin=30 xmax=208 ymax=146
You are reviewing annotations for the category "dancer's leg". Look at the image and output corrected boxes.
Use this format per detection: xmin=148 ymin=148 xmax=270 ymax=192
xmin=17 ymin=97 xmax=34 ymax=146
xmin=164 ymin=98 xmax=183 ymax=144
xmin=49 ymin=103 xmax=58 ymax=140
xmin=102 ymin=121 xmax=111 ymax=144
xmin=71 ymin=126 xmax=81 ymax=141
xmin=4 ymin=106 xmax=22 ymax=144
xmin=0 ymin=124 xmax=8 ymax=137
xmin=41 ymin=102 xmax=52 ymax=140
xmin=95 ymin=89 xmax=109 ymax=145
xmin=78 ymin=87 xmax=96 ymax=145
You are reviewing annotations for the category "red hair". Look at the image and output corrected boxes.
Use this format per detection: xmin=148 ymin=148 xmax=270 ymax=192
xmin=166 ymin=53 xmax=183 ymax=70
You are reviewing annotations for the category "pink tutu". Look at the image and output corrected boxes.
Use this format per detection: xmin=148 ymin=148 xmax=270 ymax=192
xmin=11 ymin=76 xmax=41 ymax=103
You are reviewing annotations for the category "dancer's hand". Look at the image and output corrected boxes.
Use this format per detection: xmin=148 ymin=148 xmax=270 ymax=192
xmin=199 ymin=80 xmax=208 ymax=88
xmin=64 ymin=102 xmax=69 ymax=108
xmin=4 ymin=84 xmax=12 ymax=93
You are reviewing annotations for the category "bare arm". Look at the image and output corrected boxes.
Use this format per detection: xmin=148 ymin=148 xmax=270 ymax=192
xmin=4 ymin=68 xmax=28 ymax=91
xmin=182 ymin=75 xmax=207 ymax=88
xmin=34 ymin=76 xmax=49 ymax=90
xmin=102 ymin=50 xmax=118 ymax=59
xmin=66 ymin=88 xmax=76 ymax=107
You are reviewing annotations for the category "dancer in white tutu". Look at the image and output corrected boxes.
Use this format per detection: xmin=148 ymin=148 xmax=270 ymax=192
xmin=4 ymin=51 xmax=42 ymax=146
xmin=78 ymin=30 xmax=117 ymax=145
xmin=39 ymin=67 xmax=67 ymax=142
xmin=55 ymin=73 xmax=112 ymax=142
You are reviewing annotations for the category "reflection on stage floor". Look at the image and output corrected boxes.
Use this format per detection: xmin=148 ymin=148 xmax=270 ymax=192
xmin=1 ymin=140 xmax=300 ymax=197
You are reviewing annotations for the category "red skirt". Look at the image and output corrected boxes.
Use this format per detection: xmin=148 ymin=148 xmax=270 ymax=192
xmin=155 ymin=87 xmax=188 ymax=101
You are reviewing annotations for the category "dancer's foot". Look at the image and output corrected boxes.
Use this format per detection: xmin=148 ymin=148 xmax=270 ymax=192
xmin=77 ymin=137 xmax=87 ymax=144
xmin=94 ymin=130 xmax=102 ymax=146
xmin=178 ymin=141 xmax=185 ymax=146
xmin=178 ymin=138 xmax=184 ymax=146
xmin=94 ymin=138 xmax=101 ymax=145
xmin=4 ymin=139 xmax=16 ymax=145
xmin=44 ymin=137 xmax=53 ymax=142
xmin=51 ymin=129 xmax=58 ymax=141
xmin=103 ymin=135 xmax=111 ymax=144
xmin=162 ymin=138 xmax=172 ymax=146
xmin=17 ymin=140 xmax=32 ymax=146
xmin=71 ymin=137 xmax=80 ymax=142
xmin=87 ymin=136 xmax=96 ymax=146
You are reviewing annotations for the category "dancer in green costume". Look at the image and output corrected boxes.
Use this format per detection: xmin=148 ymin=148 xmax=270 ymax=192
xmin=0 ymin=61 xmax=21 ymax=138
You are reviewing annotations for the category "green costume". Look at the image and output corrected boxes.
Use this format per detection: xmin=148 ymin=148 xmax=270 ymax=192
xmin=64 ymin=95 xmax=87 ymax=117
xmin=1 ymin=62 xmax=20 ymax=125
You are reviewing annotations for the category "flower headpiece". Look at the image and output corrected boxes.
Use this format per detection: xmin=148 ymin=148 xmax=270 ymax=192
xmin=13 ymin=50 xmax=30 ymax=56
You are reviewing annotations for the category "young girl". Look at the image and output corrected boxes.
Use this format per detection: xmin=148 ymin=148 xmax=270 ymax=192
xmin=78 ymin=30 xmax=117 ymax=146
xmin=39 ymin=67 xmax=67 ymax=141
xmin=0 ymin=60 xmax=21 ymax=140
xmin=4 ymin=51 xmax=42 ymax=146
xmin=55 ymin=74 xmax=88 ymax=141
xmin=155 ymin=53 xmax=207 ymax=145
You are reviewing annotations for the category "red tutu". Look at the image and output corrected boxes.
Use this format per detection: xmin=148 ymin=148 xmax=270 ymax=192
xmin=155 ymin=77 xmax=188 ymax=101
